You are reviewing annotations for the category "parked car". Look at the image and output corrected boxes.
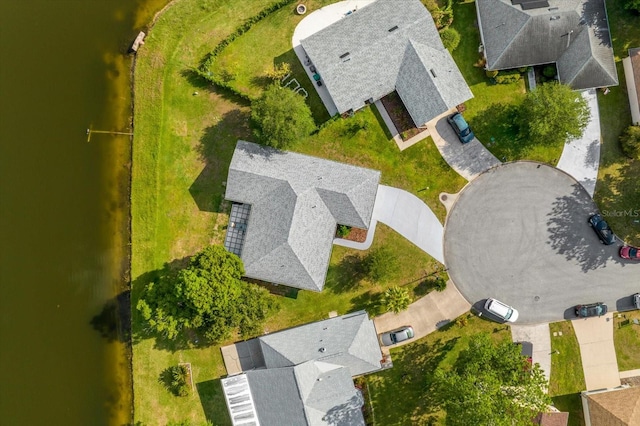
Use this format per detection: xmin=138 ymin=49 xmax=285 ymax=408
xmin=634 ymin=293 xmax=640 ymax=310
xmin=380 ymin=326 xmax=415 ymax=346
xmin=575 ymin=302 xmax=607 ymax=318
xmin=588 ymin=214 xmax=615 ymax=245
xmin=447 ymin=112 xmax=475 ymax=143
xmin=620 ymin=246 xmax=640 ymax=260
xmin=484 ymin=298 xmax=519 ymax=322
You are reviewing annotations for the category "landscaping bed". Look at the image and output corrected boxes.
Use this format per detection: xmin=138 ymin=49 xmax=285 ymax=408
xmin=380 ymin=91 xmax=421 ymax=140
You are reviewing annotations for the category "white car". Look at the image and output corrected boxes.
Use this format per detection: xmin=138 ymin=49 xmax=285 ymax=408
xmin=484 ymin=298 xmax=519 ymax=322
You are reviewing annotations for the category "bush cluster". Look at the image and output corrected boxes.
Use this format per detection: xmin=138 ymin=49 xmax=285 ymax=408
xmin=440 ymin=27 xmax=460 ymax=51
xmin=494 ymin=69 xmax=522 ymax=84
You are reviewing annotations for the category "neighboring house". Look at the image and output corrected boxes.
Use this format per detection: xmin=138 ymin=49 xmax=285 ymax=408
xmin=220 ymin=310 xmax=383 ymax=426
xmin=476 ymin=0 xmax=618 ymax=90
xmin=298 ymin=0 xmax=473 ymax=126
xmin=533 ymin=411 xmax=569 ymax=426
xmin=581 ymin=386 xmax=640 ymax=425
xmin=223 ymin=140 xmax=380 ymax=292
xmin=622 ymin=48 xmax=640 ymax=125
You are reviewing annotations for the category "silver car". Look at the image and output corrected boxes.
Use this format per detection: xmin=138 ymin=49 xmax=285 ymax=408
xmin=380 ymin=326 xmax=415 ymax=346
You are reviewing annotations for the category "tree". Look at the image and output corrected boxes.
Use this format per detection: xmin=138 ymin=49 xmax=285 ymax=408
xmin=517 ymin=82 xmax=589 ymax=146
xmin=264 ymin=62 xmax=291 ymax=82
xmin=623 ymin=0 xmax=640 ymax=13
xmin=440 ymin=28 xmax=460 ymax=52
xmin=620 ymin=125 xmax=640 ymax=160
xmin=434 ymin=333 xmax=551 ymax=426
xmin=251 ymin=84 xmax=316 ymax=149
xmin=381 ymin=286 xmax=412 ymax=313
xmin=137 ymin=246 xmax=278 ymax=343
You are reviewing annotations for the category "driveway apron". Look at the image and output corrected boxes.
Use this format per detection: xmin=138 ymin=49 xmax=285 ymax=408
xmin=511 ymin=323 xmax=552 ymax=381
xmin=572 ymin=313 xmax=620 ymax=390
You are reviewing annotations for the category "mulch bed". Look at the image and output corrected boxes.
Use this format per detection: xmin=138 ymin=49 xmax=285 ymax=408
xmin=336 ymin=227 xmax=367 ymax=243
xmin=380 ymin=91 xmax=421 ymax=140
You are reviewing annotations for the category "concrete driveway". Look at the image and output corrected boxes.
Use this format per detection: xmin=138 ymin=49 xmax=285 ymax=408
xmin=426 ymin=110 xmax=501 ymax=181
xmin=572 ymin=313 xmax=620 ymax=390
xmin=334 ymin=185 xmax=445 ymax=263
xmin=444 ymin=162 xmax=639 ymax=324
xmin=556 ymin=89 xmax=601 ymax=197
xmin=511 ymin=324 xmax=552 ymax=381
xmin=374 ymin=283 xmax=470 ymax=351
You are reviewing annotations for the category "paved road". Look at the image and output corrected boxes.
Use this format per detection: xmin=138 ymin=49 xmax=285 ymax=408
xmin=556 ymin=89 xmax=601 ymax=197
xmin=444 ymin=162 xmax=639 ymax=324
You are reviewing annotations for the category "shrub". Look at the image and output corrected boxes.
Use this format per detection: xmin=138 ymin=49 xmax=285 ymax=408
xmin=264 ymin=62 xmax=291 ymax=82
xmin=159 ymin=365 xmax=191 ymax=397
xmin=620 ymin=125 xmax=640 ymax=160
xmin=432 ymin=8 xmax=453 ymax=29
xmin=623 ymin=0 xmax=640 ymax=13
xmin=494 ymin=69 xmax=522 ymax=84
xmin=440 ymin=27 xmax=460 ymax=51
xmin=518 ymin=67 xmax=529 ymax=73
xmin=542 ymin=65 xmax=556 ymax=78
xmin=381 ymin=286 xmax=412 ymax=314
xmin=337 ymin=225 xmax=352 ymax=238
xmin=364 ymin=247 xmax=400 ymax=282
xmin=434 ymin=277 xmax=447 ymax=292
xmin=485 ymin=69 xmax=499 ymax=78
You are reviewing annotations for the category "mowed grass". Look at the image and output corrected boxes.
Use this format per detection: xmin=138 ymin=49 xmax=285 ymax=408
xmin=593 ymin=1 xmax=640 ymax=245
xmin=548 ymin=321 xmax=585 ymax=426
xmin=450 ymin=1 xmax=565 ymax=164
xmin=132 ymin=0 xmax=462 ymax=424
xmin=613 ymin=310 xmax=640 ymax=371
xmin=365 ymin=314 xmax=511 ymax=425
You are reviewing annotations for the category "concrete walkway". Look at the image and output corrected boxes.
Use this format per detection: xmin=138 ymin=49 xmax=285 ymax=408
xmin=427 ymin=109 xmax=501 ymax=181
xmin=511 ymin=323 xmax=552 ymax=381
xmin=335 ymin=185 xmax=445 ymax=263
xmin=572 ymin=313 xmax=621 ymax=391
xmin=556 ymin=89 xmax=601 ymax=197
xmin=374 ymin=283 xmax=471 ymax=351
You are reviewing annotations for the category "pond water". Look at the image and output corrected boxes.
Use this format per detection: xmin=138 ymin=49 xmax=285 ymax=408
xmin=0 ymin=0 xmax=167 ymax=424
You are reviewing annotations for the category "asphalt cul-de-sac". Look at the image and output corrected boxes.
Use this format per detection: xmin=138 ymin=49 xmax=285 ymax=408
xmin=443 ymin=161 xmax=639 ymax=324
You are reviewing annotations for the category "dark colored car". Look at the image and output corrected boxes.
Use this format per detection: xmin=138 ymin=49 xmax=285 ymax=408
xmin=447 ymin=112 xmax=475 ymax=143
xmin=620 ymin=246 xmax=640 ymax=260
xmin=588 ymin=214 xmax=615 ymax=245
xmin=575 ymin=302 xmax=607 ymax=318
xmin=380 ymin=326 xmax=415 ymax=346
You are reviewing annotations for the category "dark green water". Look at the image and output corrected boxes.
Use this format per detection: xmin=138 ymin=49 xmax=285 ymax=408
xmin=0 ymin=0 xmax=165 ymax=424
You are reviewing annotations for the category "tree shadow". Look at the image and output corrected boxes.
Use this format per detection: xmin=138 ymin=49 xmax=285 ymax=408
xmin=179 ymin=68 xmax=251 ymax=107
xmin=196 ymin=379 xmax=232 ymax=425
xmin=323 ymin=394 xmax=366 ymax=426
xmin=90 ymin=290 xmax=131 ymax=344
xmin=366 ymin=337 xmax=458 ymax=425
xmin=325 ymin=254 xmax=367 ymax=294
xmin=189 ymin=109 xmax=251 ymax=213
xmin=350 ymin=291 xmax=384 ymax=317
xmin=468 ymin=103 xmax=526 ymax=159
xmin=546 ymin=181 xmax=621 ymax=272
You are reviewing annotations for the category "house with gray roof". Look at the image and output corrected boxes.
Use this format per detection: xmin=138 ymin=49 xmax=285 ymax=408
xmin=476 ymin=0 xmax=618 ymax=90
xmin=299 ymin=0 xmax=473 ymax=126
xmin=223 ymin=140 xmax=380 ymax=292
xmin=221 ymin=311 xmax=383 ymax=426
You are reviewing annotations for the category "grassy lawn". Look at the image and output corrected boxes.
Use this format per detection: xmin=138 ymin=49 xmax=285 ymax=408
xmin=132 ymin=0 xmax=462 ymax=424
xmin=593 ymin=1 xmax=640 ymax=245
xmin=450 ymin=1 xmax=565 ymax=164
xmin=549 ymin=321 xmax=585 ymax=426
xmin=364 ymin=314 xmax=511 ymax=425
xmin=613 ymin=311 xmax=640 ymax=371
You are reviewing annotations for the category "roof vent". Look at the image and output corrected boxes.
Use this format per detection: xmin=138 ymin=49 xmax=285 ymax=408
xmin=388 ymin=25 xmax=399 ymax=32
xmin=430 ymin=69 xmax=437 ymax=78
xmin=319 ymin=347 xmax=326 ymax=353
xmin=548 ymin=6 xmax=558 ymax=10
xmin=550 ymin=15 xmax=561 ymax=20
xmin=339 ymin=52 xmax=350 ymax=59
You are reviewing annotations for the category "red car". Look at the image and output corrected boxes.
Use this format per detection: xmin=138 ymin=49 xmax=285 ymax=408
xmin=620 ymin=246 xmax=640 ymax=260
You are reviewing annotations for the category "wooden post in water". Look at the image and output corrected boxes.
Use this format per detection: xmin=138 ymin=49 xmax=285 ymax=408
xmin=86 ymin=128 xmax=133 ymax=142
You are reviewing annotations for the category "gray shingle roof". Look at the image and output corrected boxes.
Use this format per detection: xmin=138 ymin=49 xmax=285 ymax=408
xmin=476 ymin=0 xmax=617 ymax=89
xmin=225 ymin=141 xmax=380 ymax=291
xmin=300 ymin=0 xmax=472 ymax=125
xmin=246 ymin=361 xmax=365 ymax=426
xmin=258 ymin=310 xmax=382 ymax=376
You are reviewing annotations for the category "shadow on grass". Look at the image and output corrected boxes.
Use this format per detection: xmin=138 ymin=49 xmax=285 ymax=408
xmin=180 ymin=68 xmax=252 ymax=107
xmin=366 ymin=337 xmax=458 ymax=425
xmin=189 ymin=109 xmax=251 ymax=213
xmin=350 ymin=291 xmax=384 ymax=317
xmin=325 ymin=254 xmax=367 ymax=294
xmin=468 ymin=103 xmax=522 ymax=160
xmin=196 ymin=379 xmax=232 ymax=426
xmin=552 ymin=394 xmax=584 ymax=426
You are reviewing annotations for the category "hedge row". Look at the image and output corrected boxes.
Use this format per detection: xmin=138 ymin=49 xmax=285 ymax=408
xmin=197 ymin=0 xmax=297 ymax=100
xmin=494 ymin=69 xmax=522 ymax=84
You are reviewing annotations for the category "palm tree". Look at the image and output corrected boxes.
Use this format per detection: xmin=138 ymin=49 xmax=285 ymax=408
xmin=381 ymin=286 xmax=411 ymax=314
